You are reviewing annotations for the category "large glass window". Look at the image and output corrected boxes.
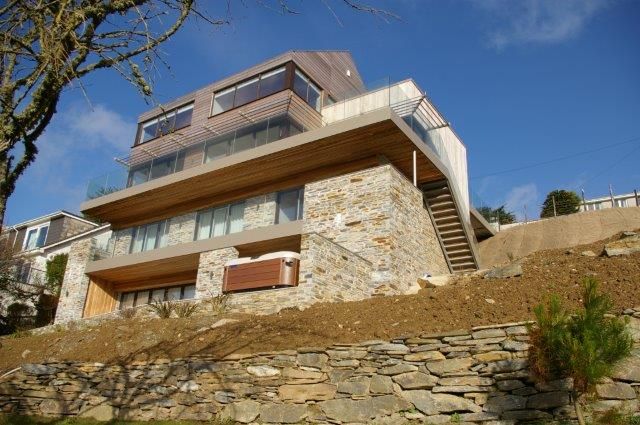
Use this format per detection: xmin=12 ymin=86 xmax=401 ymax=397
xmin=195 ymin=202 xmax=245 ymax=240
xmin=23 ymin=224 xmax=49 ymax=250
xmin=234 ymin=77 xmax=259 ymax=107
xmin=212 ymin=86 xmax=236 ymax=115
xmin=138 ymin=103 xmax=194 ymax=144
xmin=130 ymin=220 xmax=168 ymax=253
xmin=119 ymin=283 xmax=195 ymax=310
xmin=293 ymin=69 xmax=322 ymax=111
xmin=276 ymin=188 xmax=304 ymax=224
xmin=259 ymin=68 xmax=286 ymax=97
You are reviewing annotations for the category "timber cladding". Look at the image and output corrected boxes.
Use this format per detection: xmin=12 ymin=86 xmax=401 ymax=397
xmin=222 ymin=257 xmax=300 ymax=293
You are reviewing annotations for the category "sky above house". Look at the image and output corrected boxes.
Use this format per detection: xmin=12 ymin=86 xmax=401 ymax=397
xmin=6 ymin=0 xmax=640 ymax=225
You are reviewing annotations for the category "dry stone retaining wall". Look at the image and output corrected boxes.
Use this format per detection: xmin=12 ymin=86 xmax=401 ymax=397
xmin=3 ymin=311 xmax=640 ymax=424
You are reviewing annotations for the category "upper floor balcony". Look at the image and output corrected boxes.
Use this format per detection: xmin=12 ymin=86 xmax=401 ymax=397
xmin=81 ymin=79 xmax=468 ymax=228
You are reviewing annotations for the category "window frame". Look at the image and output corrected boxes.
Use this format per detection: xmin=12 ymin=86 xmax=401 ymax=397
xmin=194 ymin=201 xmax=246 ymax=241
xmin=118 ymin=283 xmax=196 ymax=310
xmin=22 ymin=222 xmax=50 ymax=251
xmin=135 ymin=102 xmax=194 ymax=146
xmin=275 ymin=187 xmax=304 ymax=224
xmin=129 ymin=220 xmax=169 ymax=254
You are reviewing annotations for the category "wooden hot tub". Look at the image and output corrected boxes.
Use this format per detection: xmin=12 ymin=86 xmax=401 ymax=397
xmin=223 ymin=251 xmax=300 ymax=293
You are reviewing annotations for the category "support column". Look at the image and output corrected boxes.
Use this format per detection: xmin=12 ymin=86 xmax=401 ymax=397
xmin=195 ymin=247 xmax=239 ymax=299
xmin=54 ymin=238 xmax=95 ymax=324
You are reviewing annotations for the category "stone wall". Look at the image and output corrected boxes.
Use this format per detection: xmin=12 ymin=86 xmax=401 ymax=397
xmin=195 ymin=248 xmax=239 ymax=299
xmin=303 ymin=164 xmax=448 ymax=293
xmin=167 ymin=212 xmax=197 ymax=246
xmin=3 ymin=313 xmax=639 ymax=423
xmin=54 ymin=239 xmax=95 ymax=324
xmin=244 ymin=193 xmax=278 ymax=231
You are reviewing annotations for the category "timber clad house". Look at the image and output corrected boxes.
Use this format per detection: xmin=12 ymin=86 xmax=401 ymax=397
xmin=55 ymin=51 xmax=492 ymax=323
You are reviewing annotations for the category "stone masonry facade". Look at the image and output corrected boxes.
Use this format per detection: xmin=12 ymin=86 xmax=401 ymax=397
xmin=54 ymin=239 xmax=96 ymax=324
xmin=3 ymin=312 xmax=640 ymax=423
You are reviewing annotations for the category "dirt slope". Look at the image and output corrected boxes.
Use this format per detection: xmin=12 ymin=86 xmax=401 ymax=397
xmin=479 ymin=207 xmax=640 ymax=268
xmin=1 ymin=231 xmax=639 ymax=373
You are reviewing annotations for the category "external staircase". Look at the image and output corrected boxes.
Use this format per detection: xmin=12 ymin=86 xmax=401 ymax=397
xmin=422 ymin=180 xmax=479 ymax=273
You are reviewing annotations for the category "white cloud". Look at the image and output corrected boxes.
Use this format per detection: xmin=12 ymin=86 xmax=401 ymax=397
xmin=504 ymin=183 xmax=539 ymax=220
xmin=472 ymin=0 xmax=610 ymax=49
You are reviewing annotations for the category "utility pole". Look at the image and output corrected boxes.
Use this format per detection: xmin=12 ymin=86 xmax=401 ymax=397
xmin=581 ymin=189 xmax=586 ymax=211
xmin=635 ymin=189 xmax=639 ymax=207
xmin=552 ymin=196 xmax=557 ymax=217
xmin=609 ymin=184 xmax=615 ymax=207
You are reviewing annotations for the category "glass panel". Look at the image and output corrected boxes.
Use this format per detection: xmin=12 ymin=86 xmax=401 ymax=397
xmin=157 ymin=113 xmax=176 ymax=136
xmin=204 ymin=137 xmax=231 ymax=163
xmin=267 ymin=117 xmax=287 ymax=142
xmin=135 ymin=290 xmax=150 ymax=306
xmin=140 ymin=120 xmax=158 ymax=143
xmin=196 ymin=210 xmax=213 ymax=240
xmin=174 ymin=105 xmax=193 ymax=129
xmin=128 ymin=165 xmax=150 ymax=187
xmin=228 ymin=203 xmax=245 ymax=234
xmin=36 ymin=226 xmax=48 ymax=247
xmin=259 ymin=67 xmax=286 ymax=97
xmin=121 ymin=292 xmax=135 ymax=309
xmin=212 ymin=207 xmax=228 ymax=237
xmin=167 ymin=287 xmax=182 ymax=301
xmin=293 ymin=70 xmax=308 ymax=101
xmin=254 ymin=121 xmax=269 ymax=147
xmin=308 ymin=81 xmax=321 ymax=111
xmin=234 ymin=77 xmax=259 ymax=107
xmin=150 ymin=157 xmax=175 ymax=180
xmin=212 ymin=87 xmax=235 ymax=115
xmin=183 ymin=285 xmax=196 ymax=299
xmin=277 ymin=190 xmax=300 ymax=223
xmin=233 ymin=128 xmax=255 ymax=153
xmin=297 ymin=189 xmax=304 ymax=220
xmin=151 ymin=288 xmax=165 ymax=302
xmin=144 ymin=224 xmax=158 ymax=251
xmin=289 ymin=119 xmax=303 ymax=137
xmin=131 ymin=227 xmax=146 ymax=253
xmin=25 ymin=229 xmax=38 ymax=250
xmin=158 ymin=221 xmax=168 ymax=249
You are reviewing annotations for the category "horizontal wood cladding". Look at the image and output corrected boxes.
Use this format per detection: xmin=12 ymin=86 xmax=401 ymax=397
xmin=83 ymin=114 xmax=447 ymax=228
xmin=223 ymin=257 xmax=299 ymax=293
xmin=83 ymin=279 xmax=117 ymax=318
xmin=137 ymin=51 xmax=364 ymax=123
xmin=128 ymin=90 xmax=322 ymax=167
xmin=89 ymin=254 xmax=200 ymax=285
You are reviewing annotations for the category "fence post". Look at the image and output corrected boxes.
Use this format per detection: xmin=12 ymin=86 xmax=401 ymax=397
xmin=581 ymin=189 xmax=586 ymax=211
xmin=635 ymin=189 xmax=639 ymax=207
xmin=552 ymin=196 xmax=557 ymax=217
xmin=609 ymin=184 xmax=615 ymax=207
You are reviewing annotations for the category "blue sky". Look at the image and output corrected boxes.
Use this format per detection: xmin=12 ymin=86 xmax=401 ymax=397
xmin=6 ymin=0 xmax=640 ymax=224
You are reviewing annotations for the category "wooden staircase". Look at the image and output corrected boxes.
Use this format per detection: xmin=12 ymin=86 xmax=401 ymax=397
xmin=422 ymin=180 xmax=478 ymax=273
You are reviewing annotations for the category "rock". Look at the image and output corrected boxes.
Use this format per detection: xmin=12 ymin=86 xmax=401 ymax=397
xmin=482 ymin=358 xmax=528 ymax=373
xmin=326 ymin=349 xmax=367 ymax=360
xmin=370 ymin=375 xmax=394 ymax=394
xmin=438 ymin=376 xmax=493 ymax=386
xmin=432 ymin=385 xmax=490 ymax=393
xmin=369 ymin=343 xmax=410 ymax=354
xmin=22 ymin=364 xmax=56 ymax=375
xmin=210 ymin=318 xmax=239 ymax=329
xmin=472 ymin=329 xmax=506 ymax=339
xmin=404 ymin=351 xmax=446 ymax=362
xmin=596 ymin=382 xmax=636 ymax=400
xmin=278 ymin=383 xmax=337 ymax=402
xmin=485 ymin=298 xmax=496 ymax=304
xmin=259 ymin=404 xmax=307 ymax=423
xmin=321 ymin=395 xmax=410 ymax=422
xmin=80 ymin=404 xmax=119 ymax=421
xmin=379 ymin=363 xmax=418 ymax=375
xmin=418 ymin=275 xmax=452 ymax=288
xmin=502 ymin=340 xmax=530 ymax=351
xmin=247 ymin=365 xmax=280 ymax=377
xmin=402 ymin=391 xmax=482 ymax=415
xmin=484 ymin=263 xmax=523 ymax=279
xmin=496 ymin=380 xmax=525 ymax=391
xmin=221 ymin=400 xmax=260 ymax=424
xmin=502 ymin=410 xmax=553 ymax=421
xmin=337 ymin=376 xmax=370 ymax=396
xmin=484 ymin=395 xmax=527 ymax=413
xmin=506 ymin=325 xmax=528 ymax=336
xmin=281 ymin=368 xmax=324 ymax=383
xmin=627 ymin=316 xmax=640 ymax=342
xmin=392 ymin=371 xmax=438 ymax=389
xmin=474 ymin=351 xmax=511 ymax=363
xmin=535 ymin=378 xmax=574 ymax=391
xmin=581 ymin=250 xmax=597 ymax=257
xmin=612 ymin=352 xmax=640 ymax=382
xmin=604 ymin=233 xmax=640 ymax=256
xmin=590 ymin=399 xmax=639 ymax=414
xmin=178 ymin=380 xmax=199 ymax=392
xmin=527 ymin=391 xmax=571 ymax=409
xmin=214 ymin=391 xmax=235 ymax=403
xmin=426 ymin=358 xmax=473 ymax=376
xmin=297 ymin=353 xmax=328 ymax=369
xmin=21 ymin=349 xmax=31 ymax=359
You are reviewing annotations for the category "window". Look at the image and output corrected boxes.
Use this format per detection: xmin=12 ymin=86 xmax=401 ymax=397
xmin=137 ymin=103 xmax=194 ymax=144
xmin=195 ymin=202 xmax=245 ymax=240
xmin=293 ymin=69 xmax=322 ymax=111
xmin=211 ymin=66 xmax=287 ymax=116
xmin=23 ymin=223 xmax=49 ymax=250
xmin=119 ymin=283 xmax=195 ymax=310
xmin=276 ymin=188 xmax=304 ymax=224
xmin=130 ymin=220 xmax=168 ymax=253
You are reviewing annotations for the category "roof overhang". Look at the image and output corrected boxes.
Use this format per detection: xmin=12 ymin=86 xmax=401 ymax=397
xmin=81 ymin=108 xmax=451 ymax=229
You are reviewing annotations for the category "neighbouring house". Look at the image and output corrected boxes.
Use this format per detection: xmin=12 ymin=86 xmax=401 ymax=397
xmin=0 ymin=211 xmax=111 ymax=318
xmin=56 ymin=50 xmax=493 ymax=323
xmin=579 ymin=191 xmax=639 ymax=212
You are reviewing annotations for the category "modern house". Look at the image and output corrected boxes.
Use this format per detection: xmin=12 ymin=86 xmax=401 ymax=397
xmin=579 ymin=191 xmax=639 ymax=212
xmin=55 ymin=51 xmax=491 ymax=323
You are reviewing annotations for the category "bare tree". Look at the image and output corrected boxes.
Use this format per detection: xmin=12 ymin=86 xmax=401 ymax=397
xmin=0 ymin=0 xmax=394 ymax=230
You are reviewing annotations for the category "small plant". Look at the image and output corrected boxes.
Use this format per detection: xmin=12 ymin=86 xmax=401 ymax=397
xmin=148 ymin=300 xmax=176 ymax=319
xmin=450 ymin=412 xmax=462 ymax=423
xmin=119 ymin=308 xmax=137 ymax=319
xmin=174 ymin=302 xmax=199 ymax=318
xmin=204 ymin=292 xmax=229 ymax=316
xmin=528 ymin=277 xmax=633 ymax=425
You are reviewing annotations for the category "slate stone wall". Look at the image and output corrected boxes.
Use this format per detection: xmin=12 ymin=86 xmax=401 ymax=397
xmin=3 ymin=313 xmax=639 ymax=424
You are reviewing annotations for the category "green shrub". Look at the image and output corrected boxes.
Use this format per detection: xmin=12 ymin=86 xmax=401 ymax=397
xmin=148 ymin=300 xmax=175 ymax=319
xmin=174 ymin=302 xmax=199 ymax=318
